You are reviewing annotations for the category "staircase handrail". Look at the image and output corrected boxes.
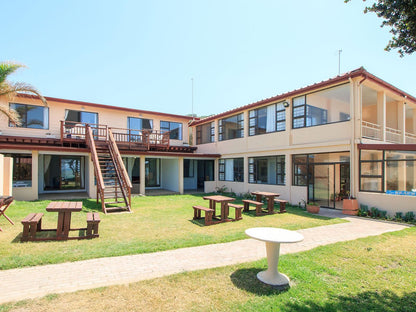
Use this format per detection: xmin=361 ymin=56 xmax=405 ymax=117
xmin=108 ymin=129 xmax=132 ymax=189
xmin=86 ymin=125 xmax=105 ymax=191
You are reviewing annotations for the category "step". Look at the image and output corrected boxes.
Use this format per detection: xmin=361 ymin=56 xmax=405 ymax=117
xmin=104 ymin=206 xmax=130 ymax=212
xmin=105 ymin=200 xmax=126 ymax=204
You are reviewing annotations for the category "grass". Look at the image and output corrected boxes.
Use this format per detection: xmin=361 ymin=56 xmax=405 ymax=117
xmin=0 ymin=194 xmax=344 ymax=270
xmin=1 ymin=226 xmax=414 ymax=311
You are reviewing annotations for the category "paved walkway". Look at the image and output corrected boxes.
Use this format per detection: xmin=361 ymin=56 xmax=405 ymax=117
xmin=0 ymin=209 xmax=409 ymax=304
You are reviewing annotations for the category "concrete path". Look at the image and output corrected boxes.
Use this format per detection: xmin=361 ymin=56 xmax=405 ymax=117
xmin=0 ymin=209 xmax=409 ymax=304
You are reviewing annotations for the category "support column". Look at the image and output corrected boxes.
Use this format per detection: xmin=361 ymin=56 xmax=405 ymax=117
xmin=377 ymin=91 xmax=386 ymax=141
xmin=178 ymin=157 xmax=184 ymax=194
xmin=398 ymin=101 xmax=406 ymax=143
xmin=32 ymin=151 xmax=39 ymax=200
xmin=243 ymin=110 xmax=249 ymax=138
xmin=140 ymin=155 xmax=146 ymax=195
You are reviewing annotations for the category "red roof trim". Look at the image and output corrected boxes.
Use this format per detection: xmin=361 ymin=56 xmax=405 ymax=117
xmin=358 ymin=144 xmax=416 ymax=151
xmin=17 ymin=94 xmax=194 ymax=121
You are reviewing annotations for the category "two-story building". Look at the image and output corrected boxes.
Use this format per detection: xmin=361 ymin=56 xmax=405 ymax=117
xmin=1 ymin=67 xmax=415 ymax=216
xmin=190 ymin=67 xmax=416 ymax=216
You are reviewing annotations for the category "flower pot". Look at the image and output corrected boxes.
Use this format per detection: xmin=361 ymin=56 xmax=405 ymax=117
xmin=306 ymin=204 xmax=320 ymax=214
xmin=342 ymin=198 xmax=358 ymax=215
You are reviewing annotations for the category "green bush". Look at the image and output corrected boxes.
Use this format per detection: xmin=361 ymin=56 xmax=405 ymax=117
xmin=359 ymin=204 xmax=369 ymax=217
xmin=395 ymin=212 xmax=403 ymax=221
xmin=404 ymin=211 xmax=415 ymax=223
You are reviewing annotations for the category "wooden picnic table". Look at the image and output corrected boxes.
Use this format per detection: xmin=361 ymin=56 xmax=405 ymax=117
xmin=46 ymin=201 xmax=82 ymax=240
xmin=203 ymin=195 xmax=235 ymax=222
xmin=251 ymin=191 xmax=280 ymax=214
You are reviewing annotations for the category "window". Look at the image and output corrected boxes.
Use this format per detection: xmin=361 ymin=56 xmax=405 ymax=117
xmin=9 ymin=103 xmax=49 ymax=129
xmin=219 ymin=158 xmax=244 ymax=182
xmin=360 ymin=150 xmax=416 ymax=194
xmin=293 ymin=154 xmax=308 ymax=186
xmin=5 ymin=154 xmax=32 ymax=187
xmin=196 ymin=122 xmax=215 ymax=144
xmin=219 ymin=114 xmax=244 ymax=141
xmin=184 ymin=159 xmax=194 ymax=178
xmin=161 ymin=121 xmax=182 ymax=140
xmin=249 ymin=102 xmax=286 ymax=136
xmin=65 ymin=110 xmax=98 ymax=125
xmin=248 ymin=156 xmax=285 ymax=185
xmin=360 ymin=150 xmax=383 ymax=192
xmin=128 ymin=117 xmax=153 ymax=131
xmin=43 ymin=155 xmax=85 ymax=190
xmin=292 ymin=84 xmax=350 ymax=129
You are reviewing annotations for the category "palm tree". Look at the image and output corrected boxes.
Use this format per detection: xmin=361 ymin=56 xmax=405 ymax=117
xmin=0 ymin=61 xmax=47 ymax=125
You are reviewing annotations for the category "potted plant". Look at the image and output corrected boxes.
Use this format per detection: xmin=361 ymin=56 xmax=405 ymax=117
xmin=306 ymin=201 xmax=320 ymax=214
xmin=342 ymin=194 xmax=358 ymax=215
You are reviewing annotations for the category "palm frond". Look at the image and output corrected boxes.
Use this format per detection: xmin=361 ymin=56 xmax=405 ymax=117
xmin=0 ymin=103 xmax=21 ymax=125
xmin=0 ymin=81 xmax=47 ymax=106
xmin=0 ymin=61 xmax=25 ymax=84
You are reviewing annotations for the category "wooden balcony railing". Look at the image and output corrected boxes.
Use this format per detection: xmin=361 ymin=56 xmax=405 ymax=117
xmin=386 ymin=127 xmax=402 ymax=143
xmin=60 ymin=121 xmax=170 ymax=150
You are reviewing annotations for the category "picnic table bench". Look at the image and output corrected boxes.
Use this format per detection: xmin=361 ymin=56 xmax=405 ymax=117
xmin=21 ymin=213 xmax=44 ymax=241
xmin=274 ymin=198 xmax=288 ymax=213
xmin=193 ymin=205 xmax=215 ymax=226
xmin=242 ymin=199 xmax=264 ymax=216
xmin=228 ymin=203 xmax=243 ymax=221
xmin=86 ymin=212 xmax=101 ymax=238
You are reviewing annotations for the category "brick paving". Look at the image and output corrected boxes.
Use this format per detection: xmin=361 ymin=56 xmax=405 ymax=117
xmin=0 ymin=209 xmax=409 ymax=304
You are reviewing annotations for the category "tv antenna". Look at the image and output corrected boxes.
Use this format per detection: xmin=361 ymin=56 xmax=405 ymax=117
xmin=191 ymin=78 xmax=194 ymax=120
xmin=338 ymin=49 xmax=342 ymax=76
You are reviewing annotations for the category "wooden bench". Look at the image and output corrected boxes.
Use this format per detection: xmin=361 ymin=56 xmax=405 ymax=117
xmin=228 ymin=203 xmax=243 ymax=221
xmin=86 ymin=212 xmax=101 ymax=238
xmin=21 ymin=213 xmax=44 ymax=241
xmin=242 ymin=200 xmax=264 ymax=216
xmin=193 ymin=205 xmax=214 ymax=226
xmin=274 ymin=199 xmax=288 ymax=213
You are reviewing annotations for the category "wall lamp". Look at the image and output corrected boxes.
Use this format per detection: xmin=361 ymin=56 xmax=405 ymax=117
xmin=283 ymin=101 xmax=290 ymax=108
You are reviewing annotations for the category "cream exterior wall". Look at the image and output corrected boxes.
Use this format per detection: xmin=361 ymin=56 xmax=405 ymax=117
xmin=358 ymin=192 xmax=416 ymax=217
xmin=0 ymin=96 xmax=191 ymax=146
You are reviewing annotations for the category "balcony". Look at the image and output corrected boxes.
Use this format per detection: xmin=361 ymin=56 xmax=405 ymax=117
xmin=362 ymin=121 xmax=406 ymax=144
xmin=362 ymin=121 xmax=382 ymax=141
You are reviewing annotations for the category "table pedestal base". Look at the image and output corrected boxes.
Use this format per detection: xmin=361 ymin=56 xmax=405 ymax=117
xmin=257 ymin=241 xmax=290 ymax=287
xmin=257 ymin=271 xmax=290 ymax=287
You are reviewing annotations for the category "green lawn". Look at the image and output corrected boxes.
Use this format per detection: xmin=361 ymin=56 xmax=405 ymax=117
xmin=1 ymin=226 xmax=414 ymax=311
xmin=0 ymin=194 xmax=344 ymax=270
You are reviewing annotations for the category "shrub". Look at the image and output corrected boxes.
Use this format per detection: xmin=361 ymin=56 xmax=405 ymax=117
xmin=403 ymin=211 xmax=415 ymax=223
xmin=395 ymin=212 xmax=403 ymax=221
xmin=359 ymin=204 xmax=369 ymax=217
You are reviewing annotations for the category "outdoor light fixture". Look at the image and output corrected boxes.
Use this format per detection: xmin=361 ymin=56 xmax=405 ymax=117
xmin=283 ymin=101 xmax=290 ymax=108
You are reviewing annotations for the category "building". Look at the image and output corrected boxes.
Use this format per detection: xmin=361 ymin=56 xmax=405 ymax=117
xmin=0 ymin=95 xmax=218 ymax=212
xmin=190 ymin=67 xmax=416 ymax=216
xmin=1 ymin=67 xmax=415 ymax=216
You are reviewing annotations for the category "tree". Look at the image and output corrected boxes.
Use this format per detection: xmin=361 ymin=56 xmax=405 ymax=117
xmin=346 ymin=0 xmax=416 ymax=56
xmin=0 ymin=61 xmax=47 ymax=125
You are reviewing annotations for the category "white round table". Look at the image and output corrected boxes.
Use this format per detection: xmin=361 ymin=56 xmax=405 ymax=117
xmin=245 ymin=227 xmax=304 ymax=287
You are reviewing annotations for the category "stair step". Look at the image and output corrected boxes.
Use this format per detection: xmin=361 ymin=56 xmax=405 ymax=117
xmin=105 ymin=200 xmax=125 ymax=204
xmin=104 ymin=206 xmax=130 ymax=212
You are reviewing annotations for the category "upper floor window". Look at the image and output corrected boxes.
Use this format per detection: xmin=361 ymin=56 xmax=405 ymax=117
xmin=292 ymin=84 xmax=351 ymax=129
xmin=249 ymin=155 xmax=285 ymax=185
xmin=9 ymin=103 xmax=49 ymax=129
xmin=161 ymin=121 xmax=182 ymax=140
xmin=249 ymin=102 xmax=286 ymax=136
xmin=196 ymin=122 xmax=215 ymax=144
xmin=219 ymin=158 xmax=244 ymax=182
xmin=219 ymin=113 xmax=244 ymax=141
xmin=128 ymin=117 xmax=153 ymax=131
xmin=65 ymin=110 xmax=98 ymax=125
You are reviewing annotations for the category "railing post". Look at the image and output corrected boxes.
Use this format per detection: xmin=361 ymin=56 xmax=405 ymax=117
xmin=60 ymin=120 xmax=64 ymax=145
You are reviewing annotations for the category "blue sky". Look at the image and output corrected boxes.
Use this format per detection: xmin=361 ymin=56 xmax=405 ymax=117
xmin=2 ymin=0 xmax=416 ymax=117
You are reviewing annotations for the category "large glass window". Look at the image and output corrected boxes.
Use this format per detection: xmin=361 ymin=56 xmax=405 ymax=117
xmin=5 ymin=154 xmax=32 ymax=187
xmin=249 ymin=102 xmax=286 ymax=136
xmin=249 ymin=155 xmax=285 ymax=185
xmin=293 ymin=154 xmax=308 ymax=186
xmin=9 ymin=103 xmax=49 ymax=129
xmin=219 ymin=158 xmax=244 ymax=182
xmin=160 ymin=121 xmax=182 ymax=140
xmin=128 ymin=117 xmax=153 ymax=131
xmin=196 ymin=122 xmax=215 ymax=144
xmin=292 ymin=84 xmax=350 ymax=129
xmin=219 ymin=114 xmax=244 ymax=141
xmin=184 ymin=159 xmax=195 ymax=178
xmin=65 ymin=110 xmax=98 ymax=124
xmin=359 ymin=150 xmax=383 ymax=192
xmin=145 ymin=158 xmax=160 ymax=187
xmin=43 ymin=155 xmax=85 ymax=191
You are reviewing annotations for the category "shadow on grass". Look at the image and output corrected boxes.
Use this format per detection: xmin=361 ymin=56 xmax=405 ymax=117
xmin=230 ymin=268 xmax=289 ymax=296
xmin=284 ymin=290 xmax=416 ymax=312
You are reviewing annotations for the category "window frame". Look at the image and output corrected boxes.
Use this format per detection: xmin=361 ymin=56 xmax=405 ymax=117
xmin=160 ymin=121 xmax=183 ymax=140
xmin=218 ymin=113 xmax=244 ymax=141
xmin=248 ymin=155 xmax=285 ymax=185
xmin=9 ymin=103 xmax=49 ymax=130
xmin=249 ymin=101 xmax=286 ymax=136
xmin=196 ymin=122 xmax=215 ymax=145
